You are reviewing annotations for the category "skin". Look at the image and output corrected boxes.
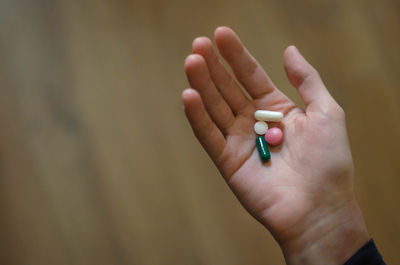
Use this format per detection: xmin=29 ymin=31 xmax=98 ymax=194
xmin=182 ymin=26 xmax=370 ymax=265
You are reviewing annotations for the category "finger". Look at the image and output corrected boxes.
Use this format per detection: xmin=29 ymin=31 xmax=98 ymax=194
xmin=185 ymin=54 xmax=235 ymax=134
xmin=182 ymin=88 xmax=226 ymax=162
xmin=283 ymin=45 xmax=336 ymax=114
xmin=214 ymin=26 xmax=279 ymax=99
xmin=192 ymin=37 xmax=250 ymax=114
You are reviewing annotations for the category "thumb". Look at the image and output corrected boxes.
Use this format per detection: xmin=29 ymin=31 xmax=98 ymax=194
xmin=283 ymin=45 xmax=335 ymax=114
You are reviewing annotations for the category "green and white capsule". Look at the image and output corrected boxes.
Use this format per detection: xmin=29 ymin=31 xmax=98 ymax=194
xmin=256 ymin=136 xmax=271 ymax=162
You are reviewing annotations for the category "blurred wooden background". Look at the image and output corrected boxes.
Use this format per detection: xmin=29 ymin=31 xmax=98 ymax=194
xmin=0 ymin=0 xmax=399 ymax=264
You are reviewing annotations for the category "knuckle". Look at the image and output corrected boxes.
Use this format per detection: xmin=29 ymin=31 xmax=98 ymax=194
xmin=237 ymin=59 xmax=258 ymax=80
xmin=330 ymin=103 xmax=345 ymax=116
xmin=325 ymin=103 xmax=346 ymax=119
xmin=335 ymin=105 xmax=346 ymax=117
xmin=305 ymin=68 xmax=320 ymax=84
xmin=291 ymin=66 xmax=319 ymax=88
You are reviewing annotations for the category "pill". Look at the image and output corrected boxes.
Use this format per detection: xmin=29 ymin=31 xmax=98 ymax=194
xmin=254 ymin=121 xmax=269 ymax=135
xmin=254 ymin=110 xmax=284 ymax=122
xmin=265 ymin=127 xmax=283 ymax=146
xmin=256 ymin=136 xmax=271 ymax=162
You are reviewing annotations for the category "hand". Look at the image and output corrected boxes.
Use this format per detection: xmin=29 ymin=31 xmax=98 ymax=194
xmin=182 ymin=26 xmax=369 ymax=265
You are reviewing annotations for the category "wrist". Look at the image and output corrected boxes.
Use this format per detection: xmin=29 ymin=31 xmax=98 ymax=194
xmin=280 ymin=197 xmax=370 ymax=265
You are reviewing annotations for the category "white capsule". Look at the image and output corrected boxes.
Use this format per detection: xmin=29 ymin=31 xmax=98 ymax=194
xmin=254 ymin=121 xmax=269 ymax=135
xmin=254 ymin=110 xmax=284 ymax=122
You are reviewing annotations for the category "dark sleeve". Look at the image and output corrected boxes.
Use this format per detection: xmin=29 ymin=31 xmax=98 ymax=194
xmin=343 ymin=239 xmax=386 ymax=265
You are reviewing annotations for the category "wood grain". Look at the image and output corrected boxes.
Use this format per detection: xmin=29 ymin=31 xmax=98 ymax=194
xmin=0 ymin=0 xmax=399 ymax=264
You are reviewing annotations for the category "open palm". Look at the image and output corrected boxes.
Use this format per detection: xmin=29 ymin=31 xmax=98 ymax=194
xmin=183 ymin=27 xmax=367 ymax=258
